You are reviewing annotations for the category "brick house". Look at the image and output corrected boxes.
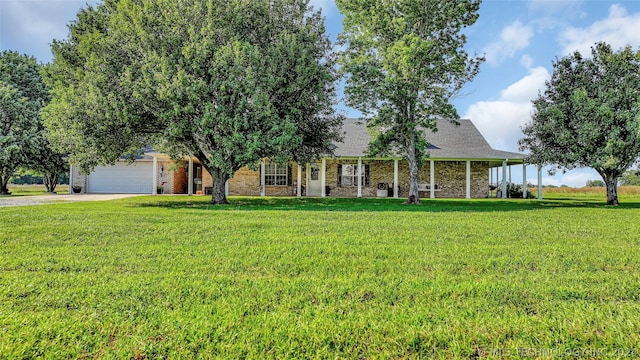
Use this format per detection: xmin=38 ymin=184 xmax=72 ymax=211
xmin=69 ymin=119 xmax=530 ymax=198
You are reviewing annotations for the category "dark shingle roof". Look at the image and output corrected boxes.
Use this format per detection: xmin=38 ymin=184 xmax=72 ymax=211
xmin=333 ymin=118 xmax=526 ymax=161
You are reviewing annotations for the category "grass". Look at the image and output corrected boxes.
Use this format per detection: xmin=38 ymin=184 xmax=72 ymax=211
xmin=543 ymin=185 xmax=640 ymax=195
xmin=4 ymin=184 xmax=69 ymax=196
xmin=2 ymin=195 xmax=640 ymax=358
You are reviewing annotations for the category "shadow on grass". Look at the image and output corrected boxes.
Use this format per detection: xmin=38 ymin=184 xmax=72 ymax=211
xmin=129 ymin=196 xmax=640 ymax=213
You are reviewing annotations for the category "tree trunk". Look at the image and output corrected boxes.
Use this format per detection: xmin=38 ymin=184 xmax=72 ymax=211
xmin=0 ymin=175 xmax=10 ymax=195
xmin=406 ymin=131 xmax=420 ymax=204
xmin=43 ymin=172 xmax=58 ymax=193
xmin=209 ymin=167 xmax=230 ymax=204
xmin=603 ymin=174 xmax=619 ymax=206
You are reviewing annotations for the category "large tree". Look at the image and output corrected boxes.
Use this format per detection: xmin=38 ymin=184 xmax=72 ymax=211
xmin=336 ymin=0 xmax=483 ymax=204
xmin=0 ymin=51 xmax=47 ymax=195
xmin=43 ymin=0 xmax=342 ymax=203
xmin=519 ymin=43 xmax=640 ymax=205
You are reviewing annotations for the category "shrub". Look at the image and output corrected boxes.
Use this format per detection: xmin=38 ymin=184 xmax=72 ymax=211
xmin=586 ymin=179 xmax=605 ymax=187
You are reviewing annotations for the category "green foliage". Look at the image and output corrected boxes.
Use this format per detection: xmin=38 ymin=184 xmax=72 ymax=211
xmin=336 ymin=0 xmax=484 ymax=203
xmin=0 ymin=51 xmax=45 ymax=194
xmin=520 ymin=42 xmax=640 ymax=205
xmin=9 ymin=169 xmax=69 ymax=185
xmin=42 ymin=0 xmax=342 ymax=204
xmin=586 ymin=179 xmax=605 ymax=187
xmin=620 ymin=170 xmax=640 ymax=186
xmin=499 ymin=182 xmax=536 ymax=199
xmin=2 ymin=196 xmax=640 ymax=357
xmin=0 ymin=51 xmax=67 ymax=194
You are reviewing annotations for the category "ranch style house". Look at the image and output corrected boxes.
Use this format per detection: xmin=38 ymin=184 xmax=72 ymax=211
xmin=70 ymin=119 xmax=540 ymax=199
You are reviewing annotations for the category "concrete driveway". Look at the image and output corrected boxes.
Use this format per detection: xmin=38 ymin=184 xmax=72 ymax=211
xmin=0 ymin=194 xmax=143 ymax=207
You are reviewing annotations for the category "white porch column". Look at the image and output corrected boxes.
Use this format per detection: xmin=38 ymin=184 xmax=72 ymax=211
xmin=522 ymin=164 xmax=527 ymax=198
xmin=465 ymin=160 xmax=471 ymax=199
xmin=297 ymin=163 xmax=302 ymax=197
xmin=69 ymin=164 xmax=74 ymax=194
xmin=225 ymin=180 xmax=229 ymax=197
xmin=429 ymin=160 xmax=435 ymax=199
xmin=321 ymin=158 xmax=326 ymax=197
xmin=188 ymin=157 xmax=194 ymax=196
xmin=393 ymin=159 xmax=399 ymax=198
xmin=357 ymin=157 xmax=362 ymax=198
xmin=509 ymin=165 xmax=512 ymax=184
xmin=501 ymin=160 xmax=508 ymax=199
xmin=260 ymin=160 xmax=266 ymax=196
xmin=152 ymin=156 xmax=158 ymax=195
xmin=537 ymin=165 xmax=543 ymax=200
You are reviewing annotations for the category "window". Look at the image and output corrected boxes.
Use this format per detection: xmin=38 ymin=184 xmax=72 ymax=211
xmin=338 ymin=164 xmax=369 ymax=187
xmin=264 ymin=162 xmax=290 ymax=186
xmin=310 ymin=164 xmax=319 ymax=181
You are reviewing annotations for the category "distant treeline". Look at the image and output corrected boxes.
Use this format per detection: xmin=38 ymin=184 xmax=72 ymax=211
xmin=10 ymin=173 xmax=69 ymax=185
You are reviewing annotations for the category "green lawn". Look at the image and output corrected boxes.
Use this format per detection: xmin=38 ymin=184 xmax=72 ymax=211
xmin=2 ymin=195 xmax=640 ymax=358
xmin=4 ymin=184 xmax=69 ymax=196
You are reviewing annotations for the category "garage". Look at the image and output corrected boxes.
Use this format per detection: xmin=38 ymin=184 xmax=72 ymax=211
xmin=87 ymin=161 xmax=153 ymax=194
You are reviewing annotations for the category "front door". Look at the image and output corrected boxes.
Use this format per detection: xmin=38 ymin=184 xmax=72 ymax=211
xmin=306 ymin=163 xmax=322 ymax=196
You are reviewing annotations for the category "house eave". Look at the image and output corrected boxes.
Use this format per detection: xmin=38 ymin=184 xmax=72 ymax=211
xmin=321 ymin=155 xmax=526 ymax=164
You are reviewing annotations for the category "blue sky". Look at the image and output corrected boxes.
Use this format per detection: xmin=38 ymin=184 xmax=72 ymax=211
xmin=2 ymin=0 xmax=639 ymax=186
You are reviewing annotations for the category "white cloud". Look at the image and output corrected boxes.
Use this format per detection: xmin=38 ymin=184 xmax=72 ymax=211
xmin=561 ymin=171 xmax=598 ymax=187
xmin=520 ymin=54 xmax=534 ymax=69
xmin=483 ymin=21 xmax=534 ymax=64
xmin=500 ymin=67 xmax=548 ymax=102
xmin=464 ymin=100 xmax=529 ymax=151
xmin=527 ymin=168 xmax=600 ymax=187
xmin=560 ymin=4 xmax=640 ymax=56
xmin=463 ymin=66 xmax=550 ymax=152
xmin=534 ymin=176 xmax=562 ymax=187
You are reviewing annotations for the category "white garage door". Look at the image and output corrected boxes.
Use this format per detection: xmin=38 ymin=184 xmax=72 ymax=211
xmin=88 ymin=162 xmax=153 ymax=193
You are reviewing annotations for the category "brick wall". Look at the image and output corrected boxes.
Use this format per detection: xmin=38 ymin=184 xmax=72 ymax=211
xmin=202 ymin=168 xmax=213 ymax=193
xmin=301 ymin=159 xmax=488 ymax=198
xmin=416 ymin=161 xmax=489 ymax=198
xmin=324 ymin=159 xmax=377 ymax=197
xmin=70 ymin=166 xmax=87 ymax=193
xmin=172 ymin=162 xmax=188 ymax=194
xmin=228 ymin=166 xmax=261 ymax=196
xmin=225 ymin=159 xmax=489 ymax=198
xmin=228 ymin=163 xmax=304 ymax=196
xmin=471 ymin=162 xmax=490 ymax=198
xmin=325 ymin=159 xmax=421 ymax=198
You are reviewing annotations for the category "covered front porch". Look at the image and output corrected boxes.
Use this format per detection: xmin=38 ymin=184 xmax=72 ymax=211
xmin=251 ymin=156 xmax=541 ymax=199
xmin=141 ymin=155 xmax=543 ymax=200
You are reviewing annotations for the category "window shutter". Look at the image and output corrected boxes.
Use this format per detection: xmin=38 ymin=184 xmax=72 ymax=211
xmin=287 ymin=164 xmax=292 ymax=186
xmin=364 ymin=164 xmax=370 ymax=186
xmin=337 ymin=164 xmax=342 ymax=187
